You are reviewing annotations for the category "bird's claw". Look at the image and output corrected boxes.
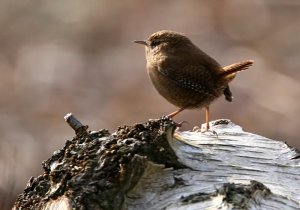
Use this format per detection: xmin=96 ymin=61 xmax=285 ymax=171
xmin=175 ymin=121 xmax=189 ymax=127
xmin=192 ymin=126 xmax=218 ymax=136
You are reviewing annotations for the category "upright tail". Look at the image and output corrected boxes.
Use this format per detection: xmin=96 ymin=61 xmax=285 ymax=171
xmin=221 ymin=60 xmax=254 ymax=76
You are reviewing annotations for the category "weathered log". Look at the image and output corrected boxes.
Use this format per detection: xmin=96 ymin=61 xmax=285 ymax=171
xmin=13 ymin=116 xmax=300 ymax=210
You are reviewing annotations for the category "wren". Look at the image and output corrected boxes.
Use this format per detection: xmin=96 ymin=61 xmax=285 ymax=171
xmin=134 ymin=30 xmax=253 ymax=130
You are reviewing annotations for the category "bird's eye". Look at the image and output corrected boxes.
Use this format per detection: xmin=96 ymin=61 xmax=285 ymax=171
xmin=150 ymin=40 xmax=161 ymax=48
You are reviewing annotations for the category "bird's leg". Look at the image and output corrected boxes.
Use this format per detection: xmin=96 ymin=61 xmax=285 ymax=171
xmin=165 ymin=107 xmax=186 ymax=127
xmin=166 ymin=107 xmax=185 ymax=118
xmin=202 ymin=106 xmax=218 ymax=136
xmin=193 ymin=107 xmax=212 ymax=133
xmin=205 ymin=106 xmax=210 ymax=131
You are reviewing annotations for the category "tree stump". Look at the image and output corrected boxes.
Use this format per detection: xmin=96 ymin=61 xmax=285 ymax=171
xmin=13 ymin=115 xmax=300 ymax=210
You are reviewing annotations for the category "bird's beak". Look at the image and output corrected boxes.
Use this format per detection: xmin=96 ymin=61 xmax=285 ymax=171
xmin=133 ymin=40 xmax=148 ymax=46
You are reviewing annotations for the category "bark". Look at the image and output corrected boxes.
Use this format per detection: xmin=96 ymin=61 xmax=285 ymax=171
xmin=13 ymin=115 xmax=300 ymax=210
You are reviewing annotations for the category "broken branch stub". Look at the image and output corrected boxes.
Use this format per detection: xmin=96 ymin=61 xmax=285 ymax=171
xmin=64 ymin=113 xmax=89 ymax=136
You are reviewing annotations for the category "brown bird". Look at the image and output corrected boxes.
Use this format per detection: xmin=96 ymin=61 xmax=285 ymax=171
xmin=134 ymin=30 xmax=253 ymax=131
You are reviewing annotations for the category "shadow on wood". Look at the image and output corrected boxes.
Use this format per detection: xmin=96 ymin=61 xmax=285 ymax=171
xmin=13 ymin=115 xmax=300 ymax=210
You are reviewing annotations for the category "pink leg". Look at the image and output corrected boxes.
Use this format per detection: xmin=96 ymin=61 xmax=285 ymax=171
xmin=166 ymin=107 xmax=185 ymax=118
xmin=205 ymin=106 xmax=210 ymax=131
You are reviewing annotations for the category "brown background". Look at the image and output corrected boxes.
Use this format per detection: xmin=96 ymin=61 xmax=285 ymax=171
xmin=1 ymin=0 xmax=300 ymax=208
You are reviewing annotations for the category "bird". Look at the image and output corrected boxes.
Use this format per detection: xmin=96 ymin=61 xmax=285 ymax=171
xmin=134 ymin=30 xmax=253 ymax=131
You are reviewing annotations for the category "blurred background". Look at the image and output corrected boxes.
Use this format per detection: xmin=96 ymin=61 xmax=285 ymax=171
xmin=1 ymin=0 xmax=300 ymax=208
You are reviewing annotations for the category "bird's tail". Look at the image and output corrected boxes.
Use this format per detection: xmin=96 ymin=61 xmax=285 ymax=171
xmin=220 ymin=60 xmax=253 ymax=102
xmin=220 ymin=60 xmax=254 ymax=81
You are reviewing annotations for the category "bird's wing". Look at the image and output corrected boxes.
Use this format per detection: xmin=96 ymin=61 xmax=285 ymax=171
xmin=157 ymin=64 xmax=216 ymax=95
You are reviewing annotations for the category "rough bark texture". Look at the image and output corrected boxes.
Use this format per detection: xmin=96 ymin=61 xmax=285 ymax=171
xmin=13 ymin=117 xmax=300 ymax=210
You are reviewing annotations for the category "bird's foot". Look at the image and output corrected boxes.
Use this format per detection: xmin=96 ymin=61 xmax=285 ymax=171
xmin=203 ymin=129 xmax=218 ymax=137
xmin=161 ymin=115 xmax=172 ymax=121
xmin=192 ymin=126 xmax=218 ymax=136
xmin=175 ymin=121 xmax=189 ymax=127
xmin=159 ymin=116 xmax=188 ymax=132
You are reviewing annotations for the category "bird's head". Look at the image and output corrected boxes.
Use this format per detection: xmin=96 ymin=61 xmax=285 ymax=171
xmin=134 ymin=30 xmax=193 ymax=57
